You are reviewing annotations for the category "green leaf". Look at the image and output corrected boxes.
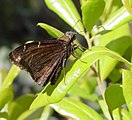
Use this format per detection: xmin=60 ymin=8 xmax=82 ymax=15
xmin=2 ymin=65 xmax=20 ymax=90
xmin=30 ymin=46 xmax=132 ymax=109
xmin=68 ymin=83 xmax=98 ymax=101
xmin=108 ymin=68 xmax=121 ymax=83
xmin=124 ymin=45 xmax=132 ymax=62
xmin=0 ymin=87 xmax=13 ymax=111
xmin=122 ymin=0 xmax=132 ymax=14
xmin=98 ymin=100 xmax=111 ymax=119
xmin=38 ymin=106 xmax=53 ymax=120
xmin=0 ymin=112 xmax=8 ymax=119
xmin=0 ymin=68 xmax=8 ymax=87
xmin=80 ymin=0 xmax=87 ymax=6
xmin=50 ymin=97 xmax=102 ymax=120
xmin=81 ymin=0 xmax=105 ymax=32
xmin=68 ymin=76 xmax=98 ymax=101
xmin=45 ymin=0 xmax=84 ymax=33
xmin=94 ymin=23 xmax=132 ymax=80
xmin=100 ymin=0 xmax=122 ymax=22
xmin=122 ymin=69 xmax=132 ymax=118
xmin=113 ymin=108 xmax=131 ymax=120
xmin=17 ymin=106 xmax=53 ymax=120
xmin=37 ymin=23 xmax=63 ymax=37
xmin=17 ymin=107 xmax=44 ymax=120
xmin=113 ymin=108 xmax=123 ymax=120
xmin=8 ymin=94 xmax=35 ymax=120
xmin=105 ymin=84 xmax=125 ymax=113
xmin=98 ymin=6 xmax=132 ymax=32
xmin=121 ymin=108 xmax=132 ymax=120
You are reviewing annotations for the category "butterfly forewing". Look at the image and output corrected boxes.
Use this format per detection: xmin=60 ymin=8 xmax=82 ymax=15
xmin=9 ymin=32 xmax=76 ymax=86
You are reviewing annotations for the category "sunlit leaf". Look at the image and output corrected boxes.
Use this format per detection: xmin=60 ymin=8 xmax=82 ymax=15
xmin=30 ymin=46 xmax=132 ymax=109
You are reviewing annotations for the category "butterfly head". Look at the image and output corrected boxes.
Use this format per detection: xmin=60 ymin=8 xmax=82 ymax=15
xmin=59 ymin=31 xmax=77 ymax=43
xmin=65 ymin=31 xmax=77 ymax=39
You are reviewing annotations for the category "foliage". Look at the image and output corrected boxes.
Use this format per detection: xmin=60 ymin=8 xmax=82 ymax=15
xmin=1 ymin=0 xmax=132 ymax=120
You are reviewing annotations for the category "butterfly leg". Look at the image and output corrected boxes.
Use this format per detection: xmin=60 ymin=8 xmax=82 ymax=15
xmin=73 ymin=44 xmax=86 ymax=52
xmin=71 ymin=44 xmax=87 ymax=63
xmin=62 ymin=58 xmax=67 ymax=85
xmin=71 ymin=44 xmax=81 ymax=59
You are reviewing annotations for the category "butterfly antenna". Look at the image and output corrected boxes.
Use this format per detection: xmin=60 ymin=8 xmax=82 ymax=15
xmin=72 ymin=20 xmax=81 ymax=30
xmin=70 ymin=20 xmax=86 ymax=36
xmin=72 ymin=45 xmax=87 ymax=63
xmin=70 ymin=19 xmax=82 ymax=32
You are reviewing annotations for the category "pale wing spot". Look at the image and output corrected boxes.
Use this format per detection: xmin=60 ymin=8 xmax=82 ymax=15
xmin=38 ymin=41 xmax=41 ymax=48
xmin=16 ymin=55 xmax=21 ymax=62
xmin=23 ymin=45 xmax=26 ymax=51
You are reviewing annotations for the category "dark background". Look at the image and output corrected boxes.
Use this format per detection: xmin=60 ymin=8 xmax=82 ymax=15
xmin=0 ymin=0 xmax=80 ymax=47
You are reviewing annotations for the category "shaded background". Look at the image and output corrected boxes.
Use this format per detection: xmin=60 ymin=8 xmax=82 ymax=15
xmin=0 ymin=0 xmax=80 ymax=46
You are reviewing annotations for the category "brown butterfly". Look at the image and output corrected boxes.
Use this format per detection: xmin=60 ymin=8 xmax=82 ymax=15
xmin=9 ymin=32 xmax=77 ymax=86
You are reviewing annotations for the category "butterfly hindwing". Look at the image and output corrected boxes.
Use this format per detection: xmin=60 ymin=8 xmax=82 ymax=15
xmin=9 ymin=40 xmax=67 ymax=86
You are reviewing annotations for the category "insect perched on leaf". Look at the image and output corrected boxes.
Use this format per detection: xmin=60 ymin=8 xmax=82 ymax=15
xmin=9 ymin=32 xmax=79 ymax=86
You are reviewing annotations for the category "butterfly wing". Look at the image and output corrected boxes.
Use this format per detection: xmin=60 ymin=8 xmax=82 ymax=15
xmin=9 ymin=40 xmax=67 ymax=86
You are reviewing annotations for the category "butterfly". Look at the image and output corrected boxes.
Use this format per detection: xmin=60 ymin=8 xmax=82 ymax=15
xmin=9 ymin=32 xmax=78 ymax=86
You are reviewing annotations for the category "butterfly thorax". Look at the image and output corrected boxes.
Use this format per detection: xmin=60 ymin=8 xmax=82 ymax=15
xmin=59 ymin=31 xmax=77 ymax=43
